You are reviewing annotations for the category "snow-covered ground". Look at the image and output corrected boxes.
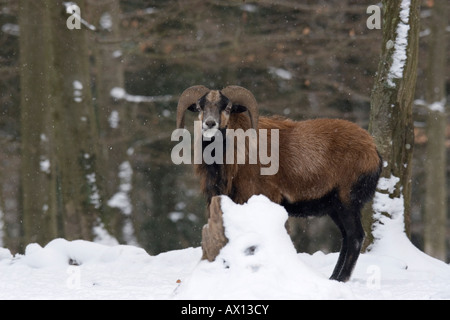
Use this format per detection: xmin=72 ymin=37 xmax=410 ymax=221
xmin=0 ymin=195 xmax=449 ymax=300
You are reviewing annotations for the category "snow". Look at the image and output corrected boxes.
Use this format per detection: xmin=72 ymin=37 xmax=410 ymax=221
xmin=85 ymin=172 xmax=101 ymax=209
xmin=174 ymin=196 xmax=352 ymax=300
xmin=169 ymin=211 xmax=184 ymax=223
xmin=110 ymin=87 xmax=172 ymax=104
xmin=112 ymin=50 xmax=123 ymax=59
xmin=107 ymin=161 xmax=133 ymax=216
xmin=106 ymin=161 xmax=136 ymax=245
xmin=376 ymin=174 xmax=399 ymax=194
xmin=427 ymin=99 xmax=447 ymax=113
xmin=143 ymin=8 xmax=157 ymax=15
xmin=387 ymin=0 xmax=411 ymax=87
xmin=414 ymin=98 xmax=447 ymax=113
xmin=73 ymin=80 xmax=83 ymax=103
xmin=1 ymin=195 xmax=449 ymax=300
xmin=108 ymin=110 xmax=120 ymax=129
xmin=92 ymin=222 xmax=119 ymax=246
xmin=39 ymin=158 xmax=51 ymax=174
xmin=0 ymin=207 xmax=4 ymax=247
xmin=366 ymin=175 xmax=450 ymax=299
xmin=40 ymin=134 xmax=48 ymax=142
xmin=1 ymin=23 xmax=19 ymax=37
xmin=73 ymin=80 xmax=83 ymax=91
xmin=100 ymin=12 xmax=113 ymax=31
xmin=268 ymin=67 xmax=293 ymax=80
xmin=241 ymin=4 xmax=258 ymax=13
xmin=370 ymin=174 xmax=407 ymax=258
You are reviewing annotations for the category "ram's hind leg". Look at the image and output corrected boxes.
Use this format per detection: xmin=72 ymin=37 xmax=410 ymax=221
xmin=329 ymin=159 xmax=381 ymax=281
xmin=328 ymin=206 xmax=365 ymax=282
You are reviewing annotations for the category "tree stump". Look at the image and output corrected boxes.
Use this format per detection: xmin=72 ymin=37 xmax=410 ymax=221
xmin=201 ymin=196 xmax=228 ymax=261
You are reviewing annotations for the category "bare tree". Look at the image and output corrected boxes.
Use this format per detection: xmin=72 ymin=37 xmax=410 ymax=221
xmin=363 ymin=0 xmax=420 ymax=249
xmin=87 ymin=0 xmax=131 ymax=242
xmin=19 ymin=0 xmax=59 ymax=245
xmin=19 ymin=0 xmax=104 ymax=245
xmin=51 ymin=0 xmax=103 ymax=240
xmin=423 ymin=0 xmax=448 ymax=261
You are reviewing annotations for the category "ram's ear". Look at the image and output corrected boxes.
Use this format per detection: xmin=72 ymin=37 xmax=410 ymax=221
xmin=187 ymin=103 xmax=199 ymax=112
xmin=232 ymin=104 xmax=248 ymax=114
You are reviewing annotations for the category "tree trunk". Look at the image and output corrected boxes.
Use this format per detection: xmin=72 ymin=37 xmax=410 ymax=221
xmin=19 ymin=0 xmax=59 ymax=246
xmin=0 ymin=139 xmax=21 ymax=253
xmin=202 ymin=196 xmax=228 ymax=261
xmin=86 ymin=0 xmax=133 ymax=243
xmin=0 ymin=175 xmax=4 ymax=247
xmin=49 ymin=0 xmax=103 ymax=240
xmin=363 ymin=0 xmax=420 ymax=250
xmin=423 ymin=0 xmax=448 ymax=261
xmin=19 ymin=0 xmax=104 ymax=245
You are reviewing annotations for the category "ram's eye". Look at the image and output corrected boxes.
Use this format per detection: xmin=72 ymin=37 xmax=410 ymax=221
xmin=188 ymin=103 xmax=202 ymax=112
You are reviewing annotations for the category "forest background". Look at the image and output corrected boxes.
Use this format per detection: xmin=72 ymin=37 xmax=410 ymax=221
xmin=0 ymin=0 xmax=449 ymax=262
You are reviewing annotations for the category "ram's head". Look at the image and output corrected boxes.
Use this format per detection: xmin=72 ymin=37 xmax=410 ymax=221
xmin=176 ymin=85 xmax=259 ymax=138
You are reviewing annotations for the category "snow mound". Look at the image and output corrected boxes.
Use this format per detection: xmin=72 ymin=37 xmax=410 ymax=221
xmin=174 ymin=195 xmax=352 ymax=299
xmin=0 ymin=239 xmax=200 ymax=300
xmin=0 ymin=248 xmax=12 ymax=261
xmin=18 ymin=238 xmax=149 ymax=269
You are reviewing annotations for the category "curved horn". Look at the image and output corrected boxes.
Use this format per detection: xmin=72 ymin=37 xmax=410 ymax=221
xmin=176 ymin=85 xmax=210 ymax=128
xmin=221 ymin=86 xmax=259 ymax=130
